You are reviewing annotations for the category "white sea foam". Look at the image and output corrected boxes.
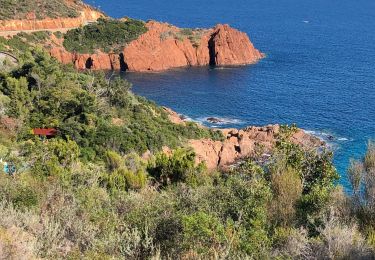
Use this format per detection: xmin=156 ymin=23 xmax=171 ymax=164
xmin=182 ymin=116 xmax=194 ymax=122
xmin=304 ymin=129 xmax=351 ymax=147
xmin=197 ymin=117 xmax=244 ymax=126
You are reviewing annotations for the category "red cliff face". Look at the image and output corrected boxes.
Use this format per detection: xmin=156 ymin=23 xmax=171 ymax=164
xmin=50 ymin=21 xmax=264 ymax=72
xmin=210 ymin=24 xmax=264 ymax=66
xmin=120 ymin=21 xmax=212 ymax=71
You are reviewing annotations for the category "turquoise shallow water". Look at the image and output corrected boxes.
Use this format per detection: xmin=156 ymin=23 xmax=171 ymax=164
xmin=85 ymin=0 xmax=375 ymax=189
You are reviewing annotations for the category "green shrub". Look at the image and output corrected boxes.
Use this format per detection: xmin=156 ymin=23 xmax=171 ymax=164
xmin=53 ymin=31 xmax=63 ymax=39
xmin=269 ymin=166 xmax=303 ymax=227
xmin=182 ymin=211 xmax=226 ymax=254
xmin=0 ymin=174 xmax=40 ymax=209
xmin=63 ymin=18 xmax=148 ymax=54
xmin=123 ymin=169 xmax=148 ymax=190
xmin=147 ymin=148 xmax=201 ymax=186
xmin=104 ymin=150 xmax=123 ymax=171
xmin=20 ymin=138 xmax=80 ymax=180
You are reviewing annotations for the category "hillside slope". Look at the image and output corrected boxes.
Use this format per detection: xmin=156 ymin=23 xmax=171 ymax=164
xmin=0 ymin=0 xmax=103 ymax=32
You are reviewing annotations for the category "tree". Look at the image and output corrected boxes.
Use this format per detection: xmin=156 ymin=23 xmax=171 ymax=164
xmin=147 ymin=148 xmax=199 ymax=186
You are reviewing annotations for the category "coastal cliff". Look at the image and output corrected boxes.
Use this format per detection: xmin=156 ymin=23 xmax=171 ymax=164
xmin=49 ymin=21 xmax=264 ymax=72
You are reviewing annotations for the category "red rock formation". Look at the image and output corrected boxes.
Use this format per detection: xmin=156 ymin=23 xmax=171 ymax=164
xmin=121 ymin=21 xmax=264 ymax=72
xmin=74 ymin=52 xmax=113 ymax=70
xmin=189 ymin=125 xmax=324 ymax=170
xmin=120 ymin=21 xmax=212 ymax=72
xmin=49 ymin=47 xmax=74 ymax=64
xmin=50 ymin=21 xmax=264 ymax=72
xmin=163 ymin=107 xmax=187 ymax=125
xmin=210 ymin=24 xmax=264 ymax=66
xmin=161 ymin=108 xmax=323 ymax=170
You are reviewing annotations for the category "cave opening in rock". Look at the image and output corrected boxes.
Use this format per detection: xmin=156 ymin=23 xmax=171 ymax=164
xmin=85 ymin=57 xmax=93 ymax=69
xmin=208 ymin=32 xmax=218 ymax=66
xmin=119 ymin=53 xmax=128 ymax=71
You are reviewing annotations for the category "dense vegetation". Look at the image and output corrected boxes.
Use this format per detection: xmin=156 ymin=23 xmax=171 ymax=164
xmin=0 ymin=34 xmax=222 ymax=157
xmin=0 ymin=31 xmax=51 ymax=55
xmin=1 ymin=33 xmax=375 ymax=259
xmin=0 ymin=0 xmax=82 ymax=20
xmin=63 ymin=18 xmax=148 ymax=54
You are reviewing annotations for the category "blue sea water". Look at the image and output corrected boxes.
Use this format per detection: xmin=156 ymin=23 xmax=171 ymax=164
xmin=85 ymin=0 xmax=375 ymax=189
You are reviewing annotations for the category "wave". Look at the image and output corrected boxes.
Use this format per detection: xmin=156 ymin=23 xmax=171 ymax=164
xmin=304 ymin=129 xmax=352 ymax=147
xmin=196 ymin=116 xmax=245 ymax=126
xmin=181 ymin=115 xmax=194 ymax=122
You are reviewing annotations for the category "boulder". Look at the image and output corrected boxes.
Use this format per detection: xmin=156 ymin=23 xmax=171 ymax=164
xmin=189 ymin=139 xmax=222 ymax=170
xmin=207 ymin=117 xmax=224 ymax=124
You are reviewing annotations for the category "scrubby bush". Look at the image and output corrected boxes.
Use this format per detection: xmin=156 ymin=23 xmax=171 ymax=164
xmin=313 ymin=211 xmax=372 ymax=259
xmin=269 ymin=166 xmax=303 ymax=227
xmin=63 ymin=18 xmax=148 ymax=54
xmin=182 ymin=211 xmax=226 ymax=254
xmin=271 ymin=227 xmax=311 ymax=258
xmin=0 ymin=0 xmax=81 ymax=20
xmin=104 ymin=150 xmax=123 ymax=171
xmin=147 ymin=148 xmax=203 ymax=186
xmin=159 ymin=28 xmax=206 ymax=48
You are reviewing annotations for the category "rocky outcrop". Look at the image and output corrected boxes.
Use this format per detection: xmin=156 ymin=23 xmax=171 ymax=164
xmin=50 ymin=21 xmax=264 ymax=72
xmin=209 ymin=24 xmax=264 ymax=66
xmin=162 ymin=108 xmax=324 ymax=170
xmin=189 ymin=125 xmax=324 ymax=170
xmin=0 ymin=7 xmax=102 ymax=31
xmin=163 ymin=107 xmax=188 ymax=125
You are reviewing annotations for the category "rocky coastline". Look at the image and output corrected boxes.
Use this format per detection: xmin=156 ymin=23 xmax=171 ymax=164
xmin=49 ymin=21 xmax=264 ymax=72
xmin=164 ymin=107 xmax=325 ymax=170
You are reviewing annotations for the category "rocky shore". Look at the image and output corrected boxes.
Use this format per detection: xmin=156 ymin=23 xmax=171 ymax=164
xmin=164 ymin=107 xmax=324 ymax=170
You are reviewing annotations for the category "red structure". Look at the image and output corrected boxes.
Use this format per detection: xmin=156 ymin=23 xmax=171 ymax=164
xmin=32 ymin=128 xmax=57 ymax=137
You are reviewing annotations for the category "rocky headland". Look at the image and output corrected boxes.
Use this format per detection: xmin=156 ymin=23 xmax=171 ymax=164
xmin=0 ymin=0 xmax=263 ymax=72
xmin=49 ymin=21 xmax=264 ymax=72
